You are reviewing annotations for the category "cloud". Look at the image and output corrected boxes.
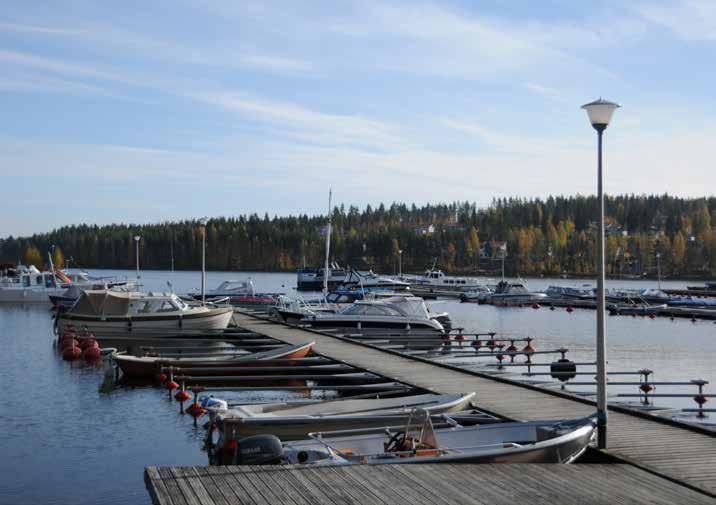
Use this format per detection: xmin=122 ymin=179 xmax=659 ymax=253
xmin=0 ymin=22 xmax=85 ymax=36
xmin=635 ymin=0 xmax=716 ymax=40
xmin=193 ymin=92 xmax=409 ymax=151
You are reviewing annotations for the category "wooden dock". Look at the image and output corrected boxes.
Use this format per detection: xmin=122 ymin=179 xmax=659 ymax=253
xmin=145 ymin=463 xmax=716 ymax=505
xmin=229 ymin=311 xmax=716 ymax=498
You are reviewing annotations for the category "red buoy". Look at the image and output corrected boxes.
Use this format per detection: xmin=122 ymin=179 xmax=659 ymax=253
xmin=549 ymin=305 xmax=556 ymax=311
xmin=80 ymin=338 xmax=99 ymax=350
xmin=639 ymin=384 xmax=653 ymax=393
xmin=531 ymin=303 xmax=540 ymax=309
xmin=566 ymin=306 xmax=574 ymax=313
xmin=648 ymin=313 xmax=656 ymax=319
xmin=440 ymin=334 xmax=451 ymax=343
xmin=158 ymin=373 xmax=168 ymax=383
xmin=186 ymin=403 xmax=206 ymax=418
xmin=694 ymin=395 xmax=708 ymax=406
xmin=175 ymin=390 xmax=192 ymax=403
xmin=60 ymin=338 xmax=79 ymax=349
xmin=83 ymin=346 xmax=101 ymax=362
xmin=166 ymin=380 xmax=179 ymax=391
xmin=472 ymin=339 xmax=482 ymax=349
xmin=62 ymin=346 xmax=82 ymax=361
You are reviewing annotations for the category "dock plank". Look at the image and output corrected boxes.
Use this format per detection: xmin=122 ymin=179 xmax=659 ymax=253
xmin=146 ymin=464 xmax=716 ymax=505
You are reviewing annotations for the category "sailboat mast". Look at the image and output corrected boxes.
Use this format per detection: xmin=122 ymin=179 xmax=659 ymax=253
xmin=323 ymin=189 xmax=332 ymax=299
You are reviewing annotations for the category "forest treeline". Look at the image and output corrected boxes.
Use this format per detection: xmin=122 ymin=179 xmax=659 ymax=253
xmin=3 ymin=194 xmax=716 ymax=279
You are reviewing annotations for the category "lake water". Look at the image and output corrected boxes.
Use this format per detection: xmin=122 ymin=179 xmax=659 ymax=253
xmin=1 ymin=269 xmax=714 ymax=504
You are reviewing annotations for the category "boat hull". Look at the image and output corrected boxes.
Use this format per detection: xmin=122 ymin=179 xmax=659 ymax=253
xmin=57 ymin=307 xmax=234 ymax=337
xmin=115 ymin=342 xmax=314 ymax=377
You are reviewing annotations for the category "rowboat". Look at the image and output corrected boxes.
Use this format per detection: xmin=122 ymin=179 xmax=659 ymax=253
xmin=214 ymin=392 xmax=476 ymax=443
xmin=114 ymin=341 xmax=314 ymax=377
xmin=217 ymin=409 xmax=596 ymax=466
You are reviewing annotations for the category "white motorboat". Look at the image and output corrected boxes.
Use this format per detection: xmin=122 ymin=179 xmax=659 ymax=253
xmin=0 ymin=264 xmax=135 ymax=303
xmin=214 ymin=392 xmax=476 ymax=442
xmin=488 ymin=280 xmax=547 ymax=306
xmin=217 ymin=409 xmax=596 ymax=466
xmin=459 ymin=285 xmax=493 ymax=303
xmin=412 ymin=268 xmax=486 ymax=292
xmin=340 ymin=270 xmax=410 ymax=291
xmin=304 ymin=296 xmax=445 ymax=332
xmin=296 ymin=264 xmax=348 ymax=291
xmin=0 ymin=265 xmax=67 ymax=302
xmin=56 ymin=290 xmax=234 ymax=337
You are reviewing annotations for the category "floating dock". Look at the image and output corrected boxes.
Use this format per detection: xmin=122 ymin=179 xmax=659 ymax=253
xmin=146 ymin=310 xmax=716 ymax=503
xmin=145 ymin=463 xmax=715 ymax=505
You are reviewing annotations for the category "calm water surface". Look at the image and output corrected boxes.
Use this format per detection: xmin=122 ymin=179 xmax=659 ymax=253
xmin=1 ymin=269 xmax=714 ymax=504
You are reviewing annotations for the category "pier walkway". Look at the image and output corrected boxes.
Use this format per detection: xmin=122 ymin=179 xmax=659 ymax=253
xmin=145 ymin=463 xmax=715 ymax=505
xmin=232 ymin=311 xmax=716 ymax=497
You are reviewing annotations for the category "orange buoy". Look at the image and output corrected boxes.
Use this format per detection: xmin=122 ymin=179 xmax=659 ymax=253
xmin=175 ymin=390 xmax=192 ymax=403
xmin=186 ymin=403 xmax=206 ymax=418
xmin=83 ymin=346 xmax=101 ymax=362
xmin=62 ymin=346 xmax=82 ymax=361
xmin=166 ymin=380 xmax=179 ymax=391
xmin=522 ymin=338 xmax=536 ymax=355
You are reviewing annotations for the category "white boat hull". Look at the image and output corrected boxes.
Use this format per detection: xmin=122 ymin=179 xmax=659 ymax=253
xmin=0 ymin=287 xmax=66 ymax=303
xmin=57 ymin=307 xmax=234 ymax=337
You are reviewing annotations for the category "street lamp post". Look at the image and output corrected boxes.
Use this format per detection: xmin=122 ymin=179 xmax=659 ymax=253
xmin=656 ymin=252 xmax=662 ymax=289
xmin=134 ymin=235 xmax=141 ymax=287
xmin=200 ymin=218 xmax=208 ymax=304
xmin=582 ymin=98 xmax=620 ymax=450
xmin=398 ymin=249 xmax=403 ymax=278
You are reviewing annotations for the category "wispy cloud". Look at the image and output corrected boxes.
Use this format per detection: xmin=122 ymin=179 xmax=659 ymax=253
xmin=0 ymin=21 xmax=85 ymax=36
xmin=635 ymin=0 xmax=716 ymax=41
xmin=193 ymin=91 xmax=409 ymax=151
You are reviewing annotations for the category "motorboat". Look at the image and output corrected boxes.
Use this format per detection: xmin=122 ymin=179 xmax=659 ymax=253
xmin=0 ymin=264 xmax=66 ymax=302
xmin=459 ymin=285 xmax=493 ymax=303
xmin=667 ymin=296 xmax=716 ymax=308
xmin=56 ymin=290 xmax=234 ymax=337
xmin=488 ymin=281 xmax=548 ymax=306
xmin=543 ymin=285 xmax=595 ymax=301
xmin=297 ymin=264 xmax=348 ymax=291
xmin=215 ymin=409 xmax=596 ymax=466
xmin=340 ymin=269 xmax=410 ymax=291
xmin=605 ymin=288 xmax=670 ymax=305
xmin=303 ymin=296 xmax=445 ymax=332
xmin=412 ymin=268 xmax=486 ymax=292
xmin=609 ymin=303 xmax=667 ymax=316
xmin=113 ymin=341 xmax=314 ymax=377
xmin=213 ymin=392 xmax=476 ymax=442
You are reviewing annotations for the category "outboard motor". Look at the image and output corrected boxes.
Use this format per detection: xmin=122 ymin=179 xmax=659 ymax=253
xmin=233 ymin=435 xmax=284 ymax=465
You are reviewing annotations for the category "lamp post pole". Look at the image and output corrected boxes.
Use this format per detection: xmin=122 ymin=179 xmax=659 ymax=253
xmin=134 ymin=235 xmax=141 ymax=287
xmin=200 ymin=218 xmax=208 ymax=304
xmin=398 ymin=249 xmax=403 ymax=278
xmin=582 ymin=98 xmax=620 ymax=450
xmin=656 ymin=252 xmax=662 ymax=289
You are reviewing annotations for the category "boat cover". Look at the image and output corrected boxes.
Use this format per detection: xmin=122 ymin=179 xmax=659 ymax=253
xmin=69 ymin=290 xmax=132 ymax=316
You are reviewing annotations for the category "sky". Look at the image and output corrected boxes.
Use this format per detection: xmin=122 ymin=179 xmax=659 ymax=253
xmin=2 ymin=0 xmax=716 ymax=237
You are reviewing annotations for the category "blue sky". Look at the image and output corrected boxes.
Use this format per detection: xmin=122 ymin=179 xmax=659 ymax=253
xmin=2 ymin=0 xmax=716 ymax=237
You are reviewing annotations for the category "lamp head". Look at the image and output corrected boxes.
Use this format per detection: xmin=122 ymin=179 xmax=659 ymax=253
xmin=581 ymin=98 xmax=620 ymax=131
xmin=199 ymin=217 xmax=208 ymax=226
xmin=134 ymin=235 xmax=141 ymax=242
